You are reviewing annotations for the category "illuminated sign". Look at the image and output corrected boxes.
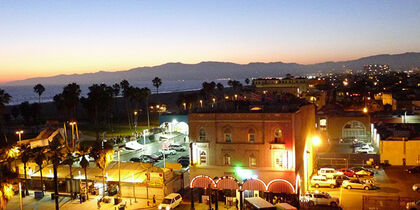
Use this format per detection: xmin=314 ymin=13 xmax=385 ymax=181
xmin=235 ymin=167 xmax=257 ymax=180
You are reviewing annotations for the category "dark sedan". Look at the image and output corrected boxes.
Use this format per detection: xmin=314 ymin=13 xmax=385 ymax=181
xmin=407 ymin=166 xmax=420 ymax=174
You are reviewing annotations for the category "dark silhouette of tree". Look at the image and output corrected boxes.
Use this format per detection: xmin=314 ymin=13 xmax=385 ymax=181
xmin=34 ymin=148 xmax=46 ymax=192
xmin=216 ymin=83 xmax=224 ymax=92
xmin=54 ymin=83 xmax=81 ymax=120
xmin=33 ymin=84 xmax=45 ymax=104
xmin=81 ymin=84 xmax=114 ymax=141
xmin=245 ymin=78 xmax=250 ymax=85
xmin=152 ymin=77 xmax=162 ymax=94
xmin=20 ymin=145 xmax=31 ymax=195
xmin=19 ymin=101 xmax=32 ymax=123
xmin=120 ymin=80 xmax=133 ymax=129
xmin=0 ymin=89 xmax=11 ymax=144
xmin=79 ymin=145 xmax=90 ymax=200
xmin=46 ymin=138 xmax=66 ymax=210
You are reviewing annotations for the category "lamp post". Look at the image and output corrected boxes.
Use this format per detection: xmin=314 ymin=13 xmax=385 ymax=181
xmin=199 ymin=100 xmax=203 ymax=108
xmin=16 ymin=130 xmax=24 ymax=142
xmin=182 ymin=102 xmax=186 ymax=110
xmin=69 ymin=121 xmax=77 ymax=150
xmin=132 ymin=173 xmax=137 ymax=203
xmin=134 ymin=111 xmax=138 ymax=137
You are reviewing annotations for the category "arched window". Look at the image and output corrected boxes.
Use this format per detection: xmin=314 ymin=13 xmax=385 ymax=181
xmin=224 ymin=127 xmax=232 ymax=143
xmin=224 ymin=154 xmax=231 ymax=165
xmin=199 ymin=128 xmax=207 ymax=141
xmin=342 ymin=120 xmax=367 ymax=141
xmin=249 ymin=154 xmax=257 ymax=167
xmin=248 ymin=128 xmax=256 ymax=143
xmin=274 ymin=128 xmax=283 ymax=143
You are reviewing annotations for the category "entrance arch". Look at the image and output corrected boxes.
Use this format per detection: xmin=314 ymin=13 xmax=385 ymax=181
xmin=267 ymin=179 xmax=295 ymax=193
xmin=242 ymin=178 xmax=267 ymax=191
xmin=215 ymin=176 xmax=240 ymax=190
xmin=190 ymin=175 xmax=216 ymax=188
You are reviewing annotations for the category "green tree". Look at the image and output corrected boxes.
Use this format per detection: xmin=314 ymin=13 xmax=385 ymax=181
xmin=152 ymin=77 xmax=162 ymax=94
xmin=33 ymin=84 xmax=45 ymax=104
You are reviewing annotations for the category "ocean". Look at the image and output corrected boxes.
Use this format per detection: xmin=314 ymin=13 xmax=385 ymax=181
xmin=1 ymin=79 xmax=233 ymax=105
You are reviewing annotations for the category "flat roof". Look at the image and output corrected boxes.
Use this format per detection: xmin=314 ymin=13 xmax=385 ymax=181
xmin=245 ymin=197 xmax=274 ymax=208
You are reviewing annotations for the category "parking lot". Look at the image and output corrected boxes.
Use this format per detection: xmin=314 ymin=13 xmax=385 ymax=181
xmin=308 ymin=166 xmax=420 ymax=210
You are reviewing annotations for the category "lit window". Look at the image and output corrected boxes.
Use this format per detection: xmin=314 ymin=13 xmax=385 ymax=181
xmin=249 ymin=155 xmax=257 ymax=167
xmin=199 ymin=128 xmax=207 ymax=141
xmin=248 ymin=128 xmax=256 ymax=143
xmin=224 ymin=154 xmax=231 ymax=165
xmin=274 ymin=151 xmax=286 ymax=169
xmin=320 ymin=119 xmax=327 ymax=127
xmin=224 ymin=127 xmax=232 ymax=143
xmin=199 ymin=151 xmax=207 ymax=165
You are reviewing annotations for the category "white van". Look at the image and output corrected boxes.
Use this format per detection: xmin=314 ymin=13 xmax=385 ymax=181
xmin=311 ymin=175 xmax=337 ymax=188
xmin=158 ymin=193 xmax=182 ymax=210
xmin=318 ymin=168 xmax=343 ymax=179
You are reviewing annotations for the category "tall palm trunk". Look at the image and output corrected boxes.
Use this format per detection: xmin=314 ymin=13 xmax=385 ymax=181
xmin=39 ymin=166 xmax=44 ymax=192
xmin=69 ymin=165 xmax=73 ymax=199
xmin=84 ymin=167 xmax=89 ymax=200
xmin=102 ymin=169 xmax=106 ymax=198
xmin=24 ymin=162 xmax=28 ymax=195
xmin=53 ymin=163 xmax=59 ymax=210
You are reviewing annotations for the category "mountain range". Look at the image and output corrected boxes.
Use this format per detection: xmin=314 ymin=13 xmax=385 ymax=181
xmin=5 ymin=52 xmax=420 ymax=86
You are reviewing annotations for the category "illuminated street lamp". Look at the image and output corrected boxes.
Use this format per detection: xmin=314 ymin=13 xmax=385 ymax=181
xmin=234 ymin=94 xmax=238 ymax=100
xmin=134 ymin=111 xmax=138 ymax=135
xmin=199 ymin=100 xmax=203 ymax=108
xmin=16 ymin=130 xmax=24 ymax=142
xmin=182 ymin=102 xmax=186 ymax=110
xmin=363 ymin=107 xmax=368 ymax=113
xmin=69 ymin=121 xmax=77 ymax=149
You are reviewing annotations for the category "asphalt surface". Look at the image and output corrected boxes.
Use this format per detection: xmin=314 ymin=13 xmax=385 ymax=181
xmin=117 ymin=132 xmax=189 ymax=168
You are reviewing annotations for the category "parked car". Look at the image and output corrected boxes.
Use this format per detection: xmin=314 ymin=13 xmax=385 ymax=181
xmin=412 ymin=184 xmax=420 ymax=192
xmin=151 ymin=152 xmax=169 ymax=161
xmin=311 ymin=176 xmax=337 ymax=188
xmin=177 ymin=155 xmax=189 ymax=162
xmin=340 ymin=137 xmax=358 ymax=144
xmin=350 ymin=167 xmax=374 ymax=175
xmin=301 ymin=191 xmax=339 ymax=207
xmin=406 ymin=200 xmax=420 ymax=210
xmin=355 ymin=144 xmax=374 ymax=153
xmin=318 ymin=168 xmax=343 ymax=179
xmin=170 ymin=143 xmax=186 ymax=151
xmin=160 ymin=148 xmax=177 ymax=155
xmin=353 ymin=142 xmax=367 ymax=148
xmin=342 ymin=179 xmax=374 ymax=190
xmin=338 ymin=168 xmax=356 ymax=177
xmin=407 ymin=166 xmax=420 ymax=174
xmin=333 ymin=175 xmax=351 ymax=185
xmin=130 ymin=157 xmax=141 ymax=162
xmin=139 ymin=155 xmax=156 ymax=163
xmin=158 ymin=193 xmax=182 ymax=210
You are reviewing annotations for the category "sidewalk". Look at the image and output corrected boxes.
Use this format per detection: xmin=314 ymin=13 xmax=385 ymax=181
xmin=6 ymin=191 xmax=156 ymax=210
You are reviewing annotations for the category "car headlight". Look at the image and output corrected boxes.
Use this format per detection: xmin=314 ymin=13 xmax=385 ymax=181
xmin=166 ymin=206 xmax=170 ymax=210
xmin=158 ymin=206 xmax=162 ymax=210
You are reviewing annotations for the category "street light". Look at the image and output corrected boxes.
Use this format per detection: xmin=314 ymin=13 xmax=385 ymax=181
xmin=15 ymin=130 xmax=24 ymax=142
xmin=199 ymin=100 xmax=203 ymax=108
xmin=363 ymin=107 xmax=368 ymax=113
xmin=69 ymin=121 xmax=77 ymax=149
xmin=182 ymin=102 xmax=186 ymax=110
xmin=134 ymin=111 xmax=138 ymax=136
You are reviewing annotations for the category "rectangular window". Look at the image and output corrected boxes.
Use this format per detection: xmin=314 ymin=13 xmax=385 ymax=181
xmin=274 ymin=151 xmax=287 ymax=169
xmin=250 ymin=157 xmax=257 ymax=167
xmin=248 ymin=134 xmax=255 ymax=143
xmin=225 ymin=134 xmax=232 ymax=143
xmin=224 ymin=156 xmax=231 ymax=165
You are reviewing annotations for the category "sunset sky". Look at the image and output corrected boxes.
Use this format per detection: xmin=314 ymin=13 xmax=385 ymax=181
xmin=1 ymin=0 xmax=420 ymax=83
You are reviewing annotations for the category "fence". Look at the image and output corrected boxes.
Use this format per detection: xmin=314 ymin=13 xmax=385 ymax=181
xmin=318 ymin=153 xmax=380 ymax=169
xmin=362 ymin=195 xmax=414 ymax=210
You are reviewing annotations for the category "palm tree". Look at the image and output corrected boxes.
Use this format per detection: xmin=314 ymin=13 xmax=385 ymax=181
xmin=0 ymin=89 xmax=11 ymax=144
xmin=62 ymin=153 xmax=75 ymax=199
xmin=245 ymin=78 xmax=250 ymax=85
xmin=80 ymin=155 xmax=89 ymax=200
xmin=90 ymin=141 xmax=113 ymax=198
xmin=0 ymin=163 xmax=18 ymax=209
xmin=47 ymin=138 xmax=66 ymax=210
xmin=152 ymin=77 xmax=162 ymax=94
xmin=34 ymin=149 xmax=46 ymax=192
xmin=33 ymin=84 xmax=45 ymax=104
xmin=20 ymin=145 xmax=31 ymax=195
xmin=62 ymin=83 xmax=81 ymax=120
xmin=120 ymin=80 xmax=133 ymax=129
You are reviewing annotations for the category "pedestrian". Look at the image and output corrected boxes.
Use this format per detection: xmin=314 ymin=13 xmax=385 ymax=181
xmin=97 ymin=199 xmax=101 ymax=209
xmin=79 ymin=193 xmax=82 ymax=203
xmin=153 ymin=195 xmax=156 ymax=206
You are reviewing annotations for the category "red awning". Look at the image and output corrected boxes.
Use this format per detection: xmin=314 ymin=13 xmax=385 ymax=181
xmin=267 ymin=180 xmax=294 ymax=193
xmin=242 ymin=179 xmax=266 ymax=191
xmin=191 ymin=176 xmax=214 ymax=189
xmin=216 ymin=177 xmax=240 ymax=190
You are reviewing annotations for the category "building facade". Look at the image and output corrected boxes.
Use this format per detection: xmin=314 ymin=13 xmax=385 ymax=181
xmin=188 ymin=105 xmax=316 ymax=197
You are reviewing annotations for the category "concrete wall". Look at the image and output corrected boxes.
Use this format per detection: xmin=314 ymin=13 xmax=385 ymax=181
xmin=380 ymin=140 xmax=420 ymax=165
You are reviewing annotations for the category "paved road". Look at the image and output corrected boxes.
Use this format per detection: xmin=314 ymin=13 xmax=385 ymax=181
xmin=117 ymin=132 xmax=189 ymax=167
